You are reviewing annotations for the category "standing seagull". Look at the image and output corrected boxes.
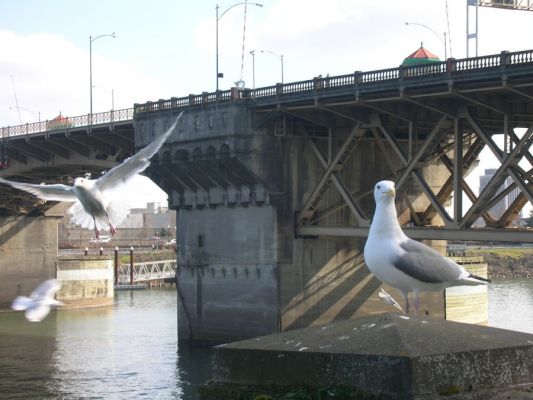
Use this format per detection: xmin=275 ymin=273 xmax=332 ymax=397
xmin=364 ymin=180 xmax=489 ymax=315
xmin=11 ymin=279 xmax=63 ymax=322
xmin=0 ymin=113 xmax=183 ymax=238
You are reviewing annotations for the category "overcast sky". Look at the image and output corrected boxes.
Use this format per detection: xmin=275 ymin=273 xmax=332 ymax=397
xmin=1 ymin=0 xmax=531 ymax=211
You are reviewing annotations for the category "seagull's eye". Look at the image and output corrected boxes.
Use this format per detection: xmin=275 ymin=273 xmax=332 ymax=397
xmin=377 ymin=185 xmax=381 ymax=190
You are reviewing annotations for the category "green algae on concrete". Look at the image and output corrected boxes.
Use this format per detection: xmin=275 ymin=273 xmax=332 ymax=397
xmin=204 ymin=313 xmax=533 ymax=400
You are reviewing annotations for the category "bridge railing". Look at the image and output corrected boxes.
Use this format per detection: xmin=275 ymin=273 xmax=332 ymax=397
xmin=4 ymin=49 xmax=533 ymax=135
xmin=133 ymin=49 xmax=533 ymax=112
xmin=117 ymin=259 xmax=176 ymax=284
xmin=1 ymin=108 xmax=134 ymax=138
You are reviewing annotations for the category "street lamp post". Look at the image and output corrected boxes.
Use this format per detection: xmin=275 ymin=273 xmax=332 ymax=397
xmin=249 ymin=50 xmax=256 ymax=89
xmin=89 ymin=32 xmax=116 ymax=123
xmin=405 ymin=22 xmax=448 ymax=60
xmin=249 ymin=49 xmax=284 ymax=86
xmin=216 ymin=2 xmax=263 ymax=92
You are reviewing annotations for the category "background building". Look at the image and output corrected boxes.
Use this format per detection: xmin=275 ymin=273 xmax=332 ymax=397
xmin=59 ymin=202 xmax=176 ymax=247
xmin=478 ymin=168 xmax=522 ymax=223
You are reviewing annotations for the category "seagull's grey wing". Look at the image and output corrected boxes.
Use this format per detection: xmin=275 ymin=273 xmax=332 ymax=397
xmin=30 ymin=279 xmax=61 ymax=300
xmin=0 ymin=177 xmax=77 ymax=202
xmin=96 ymin=112 xmax=183 ymax=192
xmin=11 ymin=296 xmax=33 ymax=311
xmin=25 ymin=304 xmax=51 ymax=322
xmin=393 ymin=238 xmax=463 ymax=283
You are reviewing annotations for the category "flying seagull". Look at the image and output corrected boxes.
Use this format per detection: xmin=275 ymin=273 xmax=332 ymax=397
xmin=364 ymin=180 xmax=489 ymax=315
xmin=11 ymin=279 xmax=63 ymax=322
xmin=0 ymin=112 xmax=183 ymax=238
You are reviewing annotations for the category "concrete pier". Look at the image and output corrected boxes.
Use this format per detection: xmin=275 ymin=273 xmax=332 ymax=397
xmin=205 ymin=313 xmax=533 ymax=399
xmin=56 ymin=256 xmax=114 ymax=308
xmin=137 ymin=106 xmax=490 ymax=343
xmin=0 ymin=203 xmax=68 ymax=308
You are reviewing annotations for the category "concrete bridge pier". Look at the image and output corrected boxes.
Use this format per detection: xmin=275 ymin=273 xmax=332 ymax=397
xmin=140 ymin=105 xmax=481 ymax=344
xmin=0 ymin=203 xmax=68 ymax=308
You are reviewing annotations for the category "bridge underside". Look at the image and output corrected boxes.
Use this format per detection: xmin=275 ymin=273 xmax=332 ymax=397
xmin=252 ymin=66 xmax=533 ymax=242
xmin=0 ymin=122 xmax=134 ymax=214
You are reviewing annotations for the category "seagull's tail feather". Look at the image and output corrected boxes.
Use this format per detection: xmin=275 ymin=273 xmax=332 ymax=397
xmin=468 ymin=273 xmax=491 ymax=284
xmin=106 ymin=201 xmax=132 ymax=228
xmin=68 ymin=201 xmax=97 ymax=230
xmin=455 ymin=272 xmax=490 ymax=286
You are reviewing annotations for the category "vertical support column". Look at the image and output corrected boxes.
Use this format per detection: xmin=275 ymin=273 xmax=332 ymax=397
xmin=114 ymin=246 xmax=119 ymax=286
xmin=129 ymin=246 xmax=134 ymax=285
xmin=453 ymin=118 xmax=464 ymax=225
xmin=503 ymin=113 xmax=508 ymax=154
xmin=327 ymin=128 xmax=332 ymax=163
xmin=408 ymin=121 xmax=413 ymax=161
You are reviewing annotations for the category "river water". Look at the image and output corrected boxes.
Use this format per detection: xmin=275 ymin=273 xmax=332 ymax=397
xmin=0 ymin=280 xmax=532 ymax=399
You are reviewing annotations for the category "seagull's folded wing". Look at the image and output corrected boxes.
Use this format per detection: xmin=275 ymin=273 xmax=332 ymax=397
xmin=96 ymin=112 xmax=183 ymax=193
xmin=0 ymin=178 xmax=77 ymax=202
xmin=394 ymin=238 xmax=463 ymax=284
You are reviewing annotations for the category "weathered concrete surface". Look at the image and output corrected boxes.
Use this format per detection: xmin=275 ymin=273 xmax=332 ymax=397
xmin=56 ymin=256 xmax=114 ymax=308
xmin=176 ymin=205 xmax=279 ymax=343
xmin=209 ymin=313 xmax=533 ymax=400
xmin=0 ymin=203 xmax=69 ymax=309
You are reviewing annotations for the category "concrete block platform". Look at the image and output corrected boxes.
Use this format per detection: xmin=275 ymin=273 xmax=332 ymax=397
xmin=114 ymin=284 xmax=148 ymax=291
xmin=56 ymin=256 xmax=114 ymax=308
xmin=206 ymin=313 xmax=533 ymax=399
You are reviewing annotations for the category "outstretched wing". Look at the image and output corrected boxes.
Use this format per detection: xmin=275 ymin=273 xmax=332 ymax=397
xmin=96 ymin=112 xmax=183 ymax=192
xmin=0 ymin=177 xmax=77 ymax=202
xmin=11 ymin=296 xmax=33 ymax=311
xmin=30 ymin=279 xmax=61 ymax=301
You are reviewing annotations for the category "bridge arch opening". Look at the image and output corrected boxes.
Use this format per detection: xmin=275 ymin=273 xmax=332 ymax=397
xmin=220 ymin=144 xmax=231 ymax=158
xmin=174 ymin=149 xmax=189 ymax=162
xmin=206 ymin=146 xmax=217 ymax=159
xmin=192 ymin=147 xmax=202 ymax=161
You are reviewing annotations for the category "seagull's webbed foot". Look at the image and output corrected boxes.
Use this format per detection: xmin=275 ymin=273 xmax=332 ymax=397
xmin=109 ymin=224 xmax=116 ymax=236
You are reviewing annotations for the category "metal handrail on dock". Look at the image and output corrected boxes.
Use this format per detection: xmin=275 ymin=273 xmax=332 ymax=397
xmin=116 ymin=259 xmax=176 ymax=284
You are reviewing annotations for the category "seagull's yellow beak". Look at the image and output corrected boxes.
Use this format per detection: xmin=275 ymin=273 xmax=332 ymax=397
xmin=386 ymin=188 xmax=396 ymax=198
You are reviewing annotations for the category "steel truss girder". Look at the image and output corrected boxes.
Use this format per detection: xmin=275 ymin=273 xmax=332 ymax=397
xmin=295 ymin=103 xmax=532 ymax=241
xmin=309 ymin=139 xmax=367 ymax=226
xmin=298 ymin=122 xmax=363 ymax=224
xmin=462 ymin=112 xmax=533 ymax=228
xmin=297 ymin=225 xmax=533 ymax=243
xmin=375 ymin=116 xmax=454 ymax=226
xmin=435 ymin=137 xmax=497 ymax=227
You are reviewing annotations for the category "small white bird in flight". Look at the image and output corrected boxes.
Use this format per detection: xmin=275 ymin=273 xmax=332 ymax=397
xmin=11 ymin=279 xmax=63 ymax=322
xmin=0 ymin=113 xmax=183 ymax=238
xmin=364 ymin=180 xmax=489 ymax=315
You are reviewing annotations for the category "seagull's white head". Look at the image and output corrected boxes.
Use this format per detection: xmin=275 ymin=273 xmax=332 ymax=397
xmin=73 ymin=177 xmax=89 ymax=188
xmin=374 ymin=180 xmax=396 ymax=205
